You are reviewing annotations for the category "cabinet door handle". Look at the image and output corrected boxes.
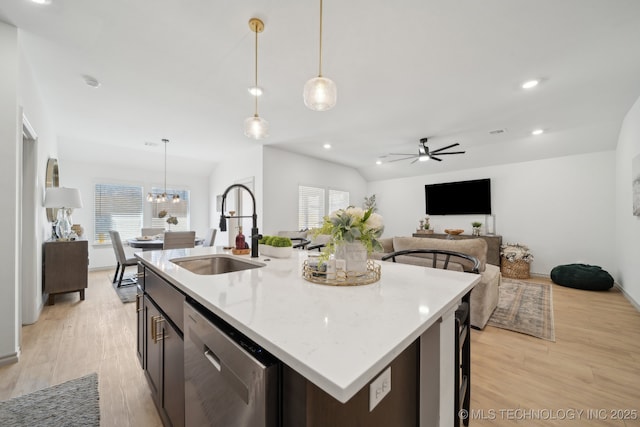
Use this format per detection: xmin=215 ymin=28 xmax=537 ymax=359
xmin=152 ymin=315 xmax=165 ymax=343
xmin=135 ymin=294 xmax=142 ymax=312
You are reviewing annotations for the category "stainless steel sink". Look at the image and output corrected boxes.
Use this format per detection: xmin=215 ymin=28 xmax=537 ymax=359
xmin=170 ymin=255 xmax=265 ymax=275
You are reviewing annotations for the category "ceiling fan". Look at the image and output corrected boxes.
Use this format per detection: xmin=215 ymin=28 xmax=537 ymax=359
xmin=387 ymin=138 xmax=465 ymax=163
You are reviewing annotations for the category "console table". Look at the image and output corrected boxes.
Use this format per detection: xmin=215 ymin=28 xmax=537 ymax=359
xmin=412 ymin=233 xmax=503 ymax=266
xmin=42 ymin=240 xmax=88 ymax=305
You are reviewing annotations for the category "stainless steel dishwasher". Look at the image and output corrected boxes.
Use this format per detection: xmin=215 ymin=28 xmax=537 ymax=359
xmin=184 ymin=300 xmax=279 ymax=427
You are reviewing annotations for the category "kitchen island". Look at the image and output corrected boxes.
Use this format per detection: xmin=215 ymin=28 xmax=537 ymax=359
xmin=135 ymin=246 xmax=479 ymax=427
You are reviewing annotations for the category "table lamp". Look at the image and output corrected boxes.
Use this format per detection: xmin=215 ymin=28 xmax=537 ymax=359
xmin=44 ymin=187 xmax=83 ymax=240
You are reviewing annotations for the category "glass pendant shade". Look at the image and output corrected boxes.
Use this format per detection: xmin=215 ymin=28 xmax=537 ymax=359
xmin=304 ymin=76 xmax=337 ymax=111
xmin=244 ymin=115 xmax=269 ymax=139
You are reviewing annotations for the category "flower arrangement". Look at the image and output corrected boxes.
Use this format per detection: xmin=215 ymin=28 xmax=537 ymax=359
xmin=166 ymin=216 xmax=178 ymax=225
xmin=500 ymin=243 xmax=534 ymax=263
xmin=315 ymin=206 xmax=384 ymax=254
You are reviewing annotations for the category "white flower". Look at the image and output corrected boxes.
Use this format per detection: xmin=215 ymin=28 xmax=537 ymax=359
xmin=365 ymin=212 xmax=384 ymax=231
xmin=344 ymin=206 xmax=364 ymax=221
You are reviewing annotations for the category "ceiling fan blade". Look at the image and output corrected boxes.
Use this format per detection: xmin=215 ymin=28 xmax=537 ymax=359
xmin=388 ymin=156 xmax=417 ymax=163
xmin=429 ymin=156 xmax=443 ymax=162
xmin=411 ymin=158 xmax=419 ymax=164
xmin=431 ymin=151 xmax=465 ymax=155
xmin=388 ymin=153 xmax=415 ymax=156
xmin=430 ymin=143 xmax=460 ymax=154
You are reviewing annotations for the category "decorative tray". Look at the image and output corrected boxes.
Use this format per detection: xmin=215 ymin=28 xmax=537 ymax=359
xmin=302 ymin=259 xmax=381 ymax=286
xmin=232 ymin=248 xmax=251 ymax=255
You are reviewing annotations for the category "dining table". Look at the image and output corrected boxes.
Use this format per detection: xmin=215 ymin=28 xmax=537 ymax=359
xmin=127 ymin=237 xmax=205 ymax=251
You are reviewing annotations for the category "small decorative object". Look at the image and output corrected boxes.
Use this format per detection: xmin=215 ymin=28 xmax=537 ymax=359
xmin=313 ymin=206 xmax=384 ymax=279
xmin=444 ymin=228 xmax=464 ymax=235
xmin=471 ymin=221 xmax=482 ymax=236
xmin=158 ymin=209 xmax=168 ymax=218
xmin=500 ymin=243 xmax=534 ymax=279
xmin=71 ymin=224 xmax=84 ymax=238
xmin=258 ymin=235 xmax=293 ymax=258
xmin=166 ymin=216 xmax=178 ymax=225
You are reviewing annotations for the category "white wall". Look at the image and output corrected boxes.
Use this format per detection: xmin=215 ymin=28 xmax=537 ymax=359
xmin=64 ymin=160 xmax=210 ymax=269
xmin=19 ymin=43 xmax=59 ymax=324
xmin=208 ymin=145 xmax=263 ymax=249
xmin=368 ymin=151 xmax=616 ymax=276
xmin=615 ymin=95 xmax=640 ymax=306
xmin=0 ymin=21 xmax=20 ymax=364
xmin=262 ymin=147 xmax=369 ymax=234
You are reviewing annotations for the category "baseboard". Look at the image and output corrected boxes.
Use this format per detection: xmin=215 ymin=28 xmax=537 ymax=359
xmin=0 ymin=351 xmax=20 ymax=367
xmin=614 ymin=282 xmax=640 ymax=312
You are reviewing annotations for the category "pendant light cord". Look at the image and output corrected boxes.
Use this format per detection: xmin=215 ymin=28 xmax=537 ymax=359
xmin=163 ymin=138 xmax=168 ymax=195
xmin=318 ymin=0 xmax=324 ymax=77
xmin=254 ymin=26 xmax=259 ymax=116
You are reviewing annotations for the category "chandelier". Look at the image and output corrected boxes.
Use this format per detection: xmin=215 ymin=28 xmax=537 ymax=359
xmin=147 ymin=138 xmax=180 ymax=203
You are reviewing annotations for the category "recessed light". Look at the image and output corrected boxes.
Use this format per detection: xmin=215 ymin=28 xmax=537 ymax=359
xmin=531 ymin=129 xmax=544 ymax=136
xmin=323 ymin=143 xmax=331 ymax=149
xmin=82 ymin=74 xmax=100 ymax=88
xmin=376 ymin=160 xmax=382 ymax=165
xmin=248 ymin=86 xmax=263 ymax=96
xmin=522 ymin=79 xmax=539 ymax=89
xmin=31 ymin=0 xmax=52 ymax=4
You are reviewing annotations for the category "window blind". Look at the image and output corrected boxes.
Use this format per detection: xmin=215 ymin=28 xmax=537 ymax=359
xmin=298 ymin=185 xmax=325 ymax=230
xmin=329 ymin=189 xmax=350 ymax=213
xmin=94 ymin=183 xmax=143 ymax=243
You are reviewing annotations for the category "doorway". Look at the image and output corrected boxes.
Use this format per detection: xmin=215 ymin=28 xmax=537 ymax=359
xmin=21 ymin=115 xmax=39 ymax=325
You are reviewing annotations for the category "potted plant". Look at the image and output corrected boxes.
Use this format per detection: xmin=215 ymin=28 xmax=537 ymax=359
xmin=259 ymin=235 xmax=293 ymax=258
xmin=471 ymin=221 xmax=482 ymax=236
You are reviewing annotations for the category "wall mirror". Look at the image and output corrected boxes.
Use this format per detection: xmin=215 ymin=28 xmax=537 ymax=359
xmin=45 ymin=158 xmax=59 ymax=222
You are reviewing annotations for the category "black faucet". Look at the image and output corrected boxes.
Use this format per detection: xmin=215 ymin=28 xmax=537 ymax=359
xmin=218 ymin=184 xmax=260 ymax=258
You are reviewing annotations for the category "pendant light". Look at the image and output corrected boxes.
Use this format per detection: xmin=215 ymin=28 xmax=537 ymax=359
xmin=303 ymin=0 xmax=337 ymax=111
xmin=244 ymin=18 xmax=269 ymax=139
xmin=146 ymin=139 xmax=180 ymax=203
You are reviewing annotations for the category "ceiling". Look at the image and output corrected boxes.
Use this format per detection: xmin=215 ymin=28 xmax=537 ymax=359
xmin=2 ymin=0 xmax=640 ymax=181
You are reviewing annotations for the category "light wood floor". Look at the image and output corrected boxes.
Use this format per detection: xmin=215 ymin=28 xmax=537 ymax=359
xmin=1 ymin=273 xmax=639 ymax=426
xmin=0 ymin=271 xmax=162 ymax=426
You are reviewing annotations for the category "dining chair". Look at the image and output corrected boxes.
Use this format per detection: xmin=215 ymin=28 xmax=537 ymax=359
xmin=203 ymin=228 xmax=217 ymax=247
xmin=381 ymin=249 xmax=478 ymax=427
xmin=109 ymin=230 xmax=138 ymax=287
xmin=141 ymin=227 xmax=165 ymax=237
xmin=163 ymin=231 xmax=196 ymax=250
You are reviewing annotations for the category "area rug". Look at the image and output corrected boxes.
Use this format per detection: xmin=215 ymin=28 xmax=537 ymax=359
xmin=487 ymin=279 xmax=556 ymax=341
xmin=112 ymin=280 xmax=137 ymax=304
xmin=0 ymin=373 xmax=100 ymax=426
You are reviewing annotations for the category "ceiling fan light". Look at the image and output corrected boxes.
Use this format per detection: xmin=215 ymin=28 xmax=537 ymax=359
xmin=304 ymin=76 xmax=337 ymax=111
xmin=244 ymin=115 xmax=269 ymax=139
xmin=418 ymin=155 xmax=429 ymax=162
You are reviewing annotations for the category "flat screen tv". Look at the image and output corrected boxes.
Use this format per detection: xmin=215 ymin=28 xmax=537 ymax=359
xmin=425 ymin=178 xmax=491 ymax=215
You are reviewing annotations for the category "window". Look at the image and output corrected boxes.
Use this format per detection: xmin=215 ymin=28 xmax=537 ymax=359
xmin=94 ymin=183 xmax=143 ymax=243
xmin=329 ymin=189 xmax=350 ymax=213
xmin=150 ymin=187 xmax=191 ymax=231
xmin=298 ymin=186 xmax=351 ymax=230
xmin=298 ymin=185 xmax=325 ymax=230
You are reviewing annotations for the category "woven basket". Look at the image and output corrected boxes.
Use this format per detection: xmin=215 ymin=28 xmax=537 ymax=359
xmin=501 ymin=258 xmax=530 ymax=279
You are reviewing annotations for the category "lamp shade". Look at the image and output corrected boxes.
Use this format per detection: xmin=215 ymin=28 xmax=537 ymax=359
xmin=303 ymin=76 xmax=337 ymax=111
xmin=44 ymin=187 xmax=83 ymax=209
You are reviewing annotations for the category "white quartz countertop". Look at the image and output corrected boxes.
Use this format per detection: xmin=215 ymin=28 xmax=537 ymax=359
xmin=136 ymin=246 xmax=479 ymax=403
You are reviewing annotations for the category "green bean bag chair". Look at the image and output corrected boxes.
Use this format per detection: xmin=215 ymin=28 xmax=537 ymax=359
xmin=550 ymin=264 xmax=613 ymax=291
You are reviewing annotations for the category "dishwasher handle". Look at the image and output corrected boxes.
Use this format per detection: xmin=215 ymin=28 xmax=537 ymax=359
xmin=204 ymin=348 xmax=221 ymax=371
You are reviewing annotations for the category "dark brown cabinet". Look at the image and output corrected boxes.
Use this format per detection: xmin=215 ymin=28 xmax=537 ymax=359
xmin=140 ymin=266 xmax=185 ymax=427
xmin=42 ymin=240 xmax=88 ymax=305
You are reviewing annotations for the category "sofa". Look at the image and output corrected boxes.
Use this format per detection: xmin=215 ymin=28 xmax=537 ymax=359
xmin=370 ymin=236 xmax=501 ymax=329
